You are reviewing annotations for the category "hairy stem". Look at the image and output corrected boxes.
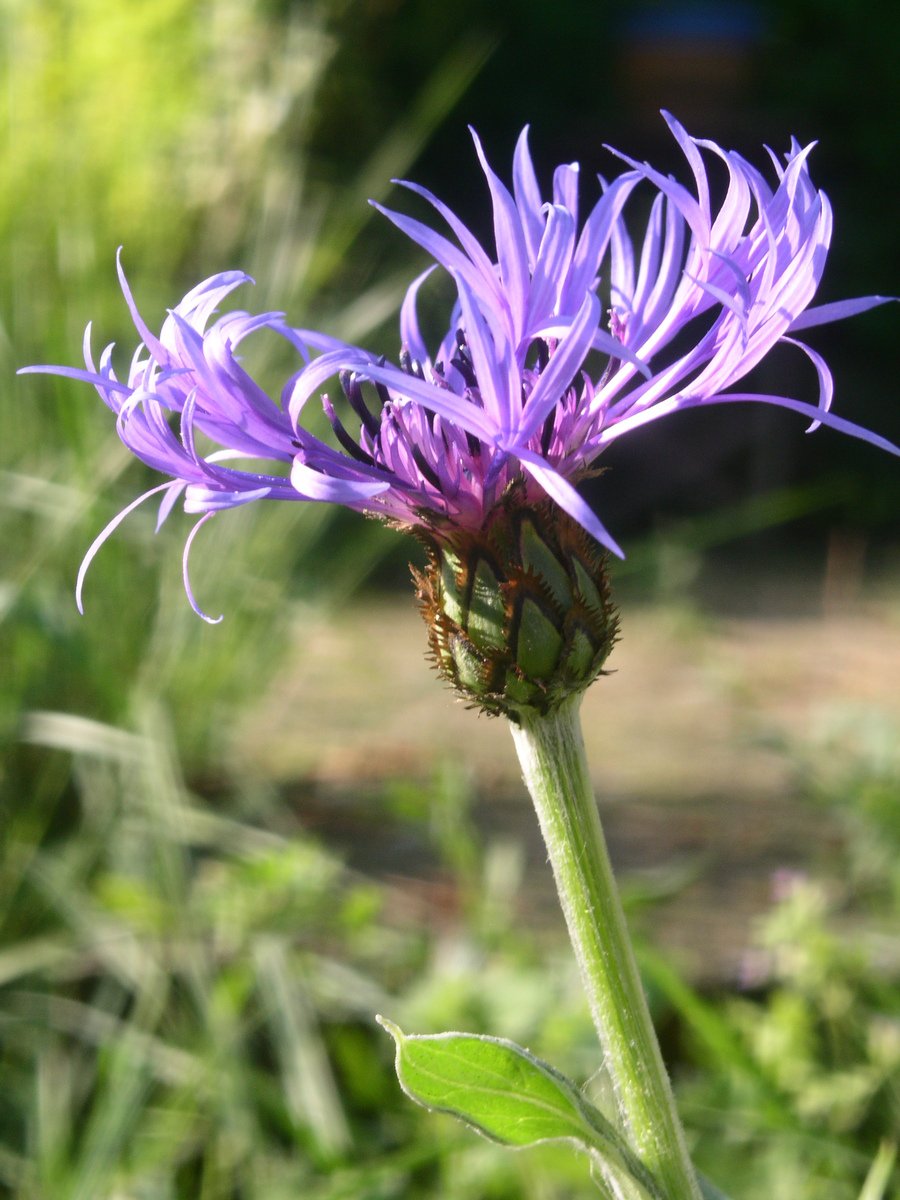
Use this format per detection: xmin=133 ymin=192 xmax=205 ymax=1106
xmin=510 ymin=697 xmax=701 ymax=1200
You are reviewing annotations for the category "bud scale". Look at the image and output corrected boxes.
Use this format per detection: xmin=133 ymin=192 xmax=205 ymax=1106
xmin=414 ymin=499 xmax=619 ymax=719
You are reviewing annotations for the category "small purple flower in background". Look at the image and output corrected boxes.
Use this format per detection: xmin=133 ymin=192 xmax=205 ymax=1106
xmin=21 ymin=112 xmax=896 ymax=622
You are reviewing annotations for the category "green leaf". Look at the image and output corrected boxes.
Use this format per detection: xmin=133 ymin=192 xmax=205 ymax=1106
xmin=377 ymin=1016 xmax=661 ymax=1199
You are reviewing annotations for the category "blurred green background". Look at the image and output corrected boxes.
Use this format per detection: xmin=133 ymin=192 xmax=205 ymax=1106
xmin=2 ymin=1 xmax=898 ymax=1197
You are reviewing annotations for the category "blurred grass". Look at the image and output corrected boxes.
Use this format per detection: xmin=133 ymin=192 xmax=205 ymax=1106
xmin=2 ymin=702 xmax=607 ymax=1198
xmin=3 ymin=684 xmax=899 ymax=1198
xmin=2 ymin=2 xmax=899 ymax=1198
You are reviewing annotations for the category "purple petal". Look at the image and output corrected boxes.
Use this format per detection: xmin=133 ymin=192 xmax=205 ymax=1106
xmin=290 ymin=457 xmax=391 ymax=503
xmin=165 ymin=268 xmax=254 ymax=333
xmin=393 ymin=180 xmax=498 ymax=283
xmin=517 ymin=292 xmax=600 ymax=442
xmin=788 ymin=295 xmax=896 ymax=332
xmin=156 ymin=481 xmax=187 ymax=530
xmin=17 ymin=363 xmax=132 ymax=395
xmin=76 ymin=482 xmax=175 ymax=614
xmin=781 ymin=336 xmax=833 ymax=431
xmin=564 ymin=171 xmax=641 ymax=310
xmin=400 ymin=267 xmax=438 ymax=367
xmin=452 ymin=269 xmax=516 ymax=434
xmin=700 ymin=392 xmax=900 ymax=456
xmin=512 ymin=125 xmax=544 ymax=264
xmin=515 ymin=447 xmax=624 ymax=557
xmin=289 ymin=350 xmax=498 ymax=444
xmin=469 ymin=127 xmax=530 ymax=339
xmin=661 ymin=111 xmax=710 ymax=217
xmin=183 ymin=485 xmax=273 ymax=513
xmin=371 ymin=201 xmax=500 ymax=312
xmin=526 ymin=204 xmax=576 ymax=327
xmin=552 ymin=161 xmax=580 ymax=221
xmin=116 ymin=249 xmax=167 ymax=361
xmin=182 ymin=513 xmax=223 ymax=624
xmin=603 ymin=144 xmax=710 ymax=261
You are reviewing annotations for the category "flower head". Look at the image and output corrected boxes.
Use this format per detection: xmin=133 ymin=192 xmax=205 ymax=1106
xmin=21 ymin=114 xmax=896 ymax=632
xmin=19 ymin=253 xmax=344 ymax=621
xmin=289 ymin=113 xmax=895 ymax=556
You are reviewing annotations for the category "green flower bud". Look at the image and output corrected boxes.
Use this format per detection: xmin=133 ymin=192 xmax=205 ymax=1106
xmin=414 ymin=499 xmax=619 ymax=719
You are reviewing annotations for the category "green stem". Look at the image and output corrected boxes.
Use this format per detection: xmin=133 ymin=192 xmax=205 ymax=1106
xmin=509 ymin=696 xmax=701 ymax=1200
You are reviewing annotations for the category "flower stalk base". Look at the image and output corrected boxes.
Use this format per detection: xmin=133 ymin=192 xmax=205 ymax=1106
xmin=510 ymin=697 xmax=701 ymax=1200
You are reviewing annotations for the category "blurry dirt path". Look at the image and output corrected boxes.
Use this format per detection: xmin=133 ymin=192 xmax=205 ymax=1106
xmin=235 ymin=591 xmax=900 ymax=983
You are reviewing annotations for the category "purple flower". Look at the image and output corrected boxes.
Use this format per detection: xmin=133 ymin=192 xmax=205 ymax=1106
xmin=22 ymin=114 xmax=896 ymax=620
xmin=20 ymin=254 xmax=343 ymax=621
